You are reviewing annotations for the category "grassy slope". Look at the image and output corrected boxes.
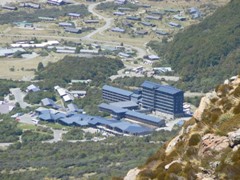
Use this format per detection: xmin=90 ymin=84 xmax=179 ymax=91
xmin=155 ymin=0 xmax=240 ymax=92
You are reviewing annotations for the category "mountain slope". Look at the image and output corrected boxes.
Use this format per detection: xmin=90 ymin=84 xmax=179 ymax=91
xmin=125 ymin=76 xmax=240 ymax=179
xmin=153 ymin=0 xmax=240 ymax=92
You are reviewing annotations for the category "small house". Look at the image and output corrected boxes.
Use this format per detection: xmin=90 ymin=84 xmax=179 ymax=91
xmin=118 ymin=52 xmax=131 ymax=58
xmin=146 ymin=15 xmax=162 ymax=20
xmin=68 ymin=13 xmax=81 ymax=18
xmin=38 ymin=17 xmax=56 ymax=21
xmin=47 ymin=0 xmax=65 ymax=6
xmin=111 ymin=27 xmax=125 ymax=33
xmin=156 ymin=30 xmax=168 ymax=35
xmin=146 ymin=55 xmax=160 ymax=61
xmin=173 ymin=15 xmax=187 ymax=21
xmin=113 ymin=12 xmax=125 ymax=16
xmin=20 ymin=3 xmax=40 ymax=9
xmin=2 ymin=5 xmax=17 ymax=10
xmin=126 ymin=16 xmax=141 ymax=21
xmin=26 ymin=84 xmax=40 ymax=92
xmin=115 ymin=0 xmax=127 ymax=4
xmin=59 ymin=22 xmax=73 ymax=27
xmin=141 ymin=21 xmax=155 ymax=27
xmin=135 ymin=30 xmax=148 ymax=35
xmin=84 ymin=20 xmax=99 ymax=23
xmin=64 ymin=27 xmax=81 ymax=34
xmin=169 ymin=22 xmax=181 ymax=28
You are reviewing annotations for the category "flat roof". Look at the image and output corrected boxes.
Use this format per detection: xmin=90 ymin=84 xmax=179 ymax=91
xmin=141 ymin=81 xmax=183 ymax=95
xmin=125 ymin=110 xmax=164 ymax=124
xmin=99 ymin=103 xmax=127 ymax=114
xmin=103 ymin=85 xmax=133 ymax=97
xmin=109 ymin=101 xmax=138 ymax=109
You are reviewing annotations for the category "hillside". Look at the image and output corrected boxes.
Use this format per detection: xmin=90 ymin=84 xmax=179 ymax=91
xmin=149 ymin=0 xmax=240 ymax=92
xmin=125 ymin=75 xmax=240 ymax=179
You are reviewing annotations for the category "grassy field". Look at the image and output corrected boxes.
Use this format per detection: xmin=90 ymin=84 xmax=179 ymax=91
xmin=0 ymin=53 xmax=65 ymax=80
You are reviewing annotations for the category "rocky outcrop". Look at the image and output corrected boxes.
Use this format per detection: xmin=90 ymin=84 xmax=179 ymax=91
xmin=228 ymin=129 xmax=240 ymax=147
xmin=164 ymin=159 xmax=181 ymax=170
xmin=124 ymin=168 xmax=140 ymax=180
xmin=198 ymin=134 xmax=229 ymax=157
xmin=193 ymin=92 xmax=218 ymax=121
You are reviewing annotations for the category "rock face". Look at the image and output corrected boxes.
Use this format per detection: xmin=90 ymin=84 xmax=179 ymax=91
xmin=124 ymin=168 xmax=140 ymax=180
xmin=193 ymin=97 xmax=210 ymax=121
xmin=228 ymin=129 xmax=240 ymax=147
xmin=198 ymin=134 xmax=229 ymax=157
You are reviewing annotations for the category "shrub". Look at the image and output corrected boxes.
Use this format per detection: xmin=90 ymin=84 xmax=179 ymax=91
xmin=188 ymin=133 xmax=201 ymax=146
xmin=233 ymin=102 xmax=240 ymax=114
xmin=167 ymin=162 xmax=182 ymax=174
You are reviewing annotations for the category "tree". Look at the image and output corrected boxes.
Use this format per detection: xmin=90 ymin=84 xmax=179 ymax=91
xmin=37 ymin=62 xmax=44 ymax=72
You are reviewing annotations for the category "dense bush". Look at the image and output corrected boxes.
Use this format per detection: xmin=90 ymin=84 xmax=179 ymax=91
xmin=63 ymin=127 xmax=84 ymax=140
xmin=148 ymin=0 xmax=240 ymax=92
xmin=0 ymin=120 xmax=22 ymax=143
xmin=188 ymin=133 xmax=201 ymax=146
xmin=35 ymin=56 xmax=124 ymax=88
xmin=0 ymin=134 xmax=175 ymax=179
xmin=0 ymin=79 xmax=29 ymax=99
xmin=21 ymin=130 xmax=53 ymax=143
xmin=24 ymin=91 xmax=56 ymax=104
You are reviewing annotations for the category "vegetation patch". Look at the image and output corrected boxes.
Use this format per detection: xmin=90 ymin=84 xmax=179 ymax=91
xmin=0 ymin=120 xmax=22 ymax=143
xmin=21 ymin=130 xmax=53 ymax=143
xmin=0 ymin=5 xmax=89 ymax=24
xmin=148 ymin=0 xmax=240 ymax=92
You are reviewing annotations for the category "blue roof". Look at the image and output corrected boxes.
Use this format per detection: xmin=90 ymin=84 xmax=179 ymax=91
xmin=41 ymin=98 xmax=55 ymax=106
xmin=131 ymin=93 xmax=141 ymax=98
xmin=51 ymin=112 xmax=66 ymax=121
xmin=125 ymin=110 xmax=164 ymax=124
xmin=141 ymin=81 xmax=183 ymax=95
xmin=67 ymin=103 xmax=79 ymax=112
xmin=156 ymin=85 xmax=183 ymax=95
xmin=38 ymin=110 xmax=52 ymax=121
xmin=89 ymin=116 xmax=118 ymax=126
xmin=108 ymin=120 xmax=152 ymax=134
xmin=59 ymin=117 xmax=75 ymax=125
xmin=124 ymin=126 xmax=152 ymax=134
xmin=99 ymin=103 xmax=127 ymax=114
xmin=109 ymin=101 xmax=138 ymax=109
xmin=102 ymin=85 xmax=133 ymax=97
xmin=141 ymin=81 xmax=161 ymax=89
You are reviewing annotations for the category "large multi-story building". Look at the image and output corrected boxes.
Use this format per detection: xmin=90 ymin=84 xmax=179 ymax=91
xmin=141 ymin=81 xmax=184 ymax=116
xmin=102 ymin=85 xmax=133 ymax=103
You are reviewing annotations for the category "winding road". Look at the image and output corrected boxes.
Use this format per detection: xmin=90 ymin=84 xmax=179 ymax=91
xmin=82 ymin=0 xmax=147 ymax=59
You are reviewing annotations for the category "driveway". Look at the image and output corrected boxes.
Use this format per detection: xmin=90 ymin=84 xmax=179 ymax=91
xmin=10 ymin=88 xmax=31 ymax=108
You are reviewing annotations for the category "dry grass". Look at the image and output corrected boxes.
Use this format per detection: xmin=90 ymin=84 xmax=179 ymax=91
xmin=0 ymin=53 xmax=64 ymax=80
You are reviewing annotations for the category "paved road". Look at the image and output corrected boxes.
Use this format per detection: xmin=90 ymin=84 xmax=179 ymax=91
xmin=43 ymin=129 xmax=67 ymax=143
xmin=10 ymin=88 xmax=31 ymax=108
xmin=82 ymin=0 xmax=114 ymax=40
xmin=81 ymin=0 xmax=147 ymax=59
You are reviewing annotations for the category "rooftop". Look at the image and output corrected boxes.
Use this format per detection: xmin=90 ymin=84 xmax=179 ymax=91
xmin=99 ymin=103 xmax=127 ymax=114
xmin=125 ymin=110 xmax=164 ymax=124
xmin=103 ymin=85 xmax=133 ymax=97
xmin=141 ymin=81 xmax=183 ymax=95
xmin=109 ymin=101 xmax=138 ymax=109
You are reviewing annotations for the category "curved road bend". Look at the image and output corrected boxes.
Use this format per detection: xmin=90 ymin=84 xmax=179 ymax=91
xmin=81 ymin=0 xmax=147 ymax=59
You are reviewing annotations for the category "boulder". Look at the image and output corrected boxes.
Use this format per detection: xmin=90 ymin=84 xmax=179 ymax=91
xmin=198 ymin=134 xmax=229 ymax=157
xmin=228 ymin=129 xmax=240 ymax=147
xmin=124 ymin=168 xmax=140 ymax=180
